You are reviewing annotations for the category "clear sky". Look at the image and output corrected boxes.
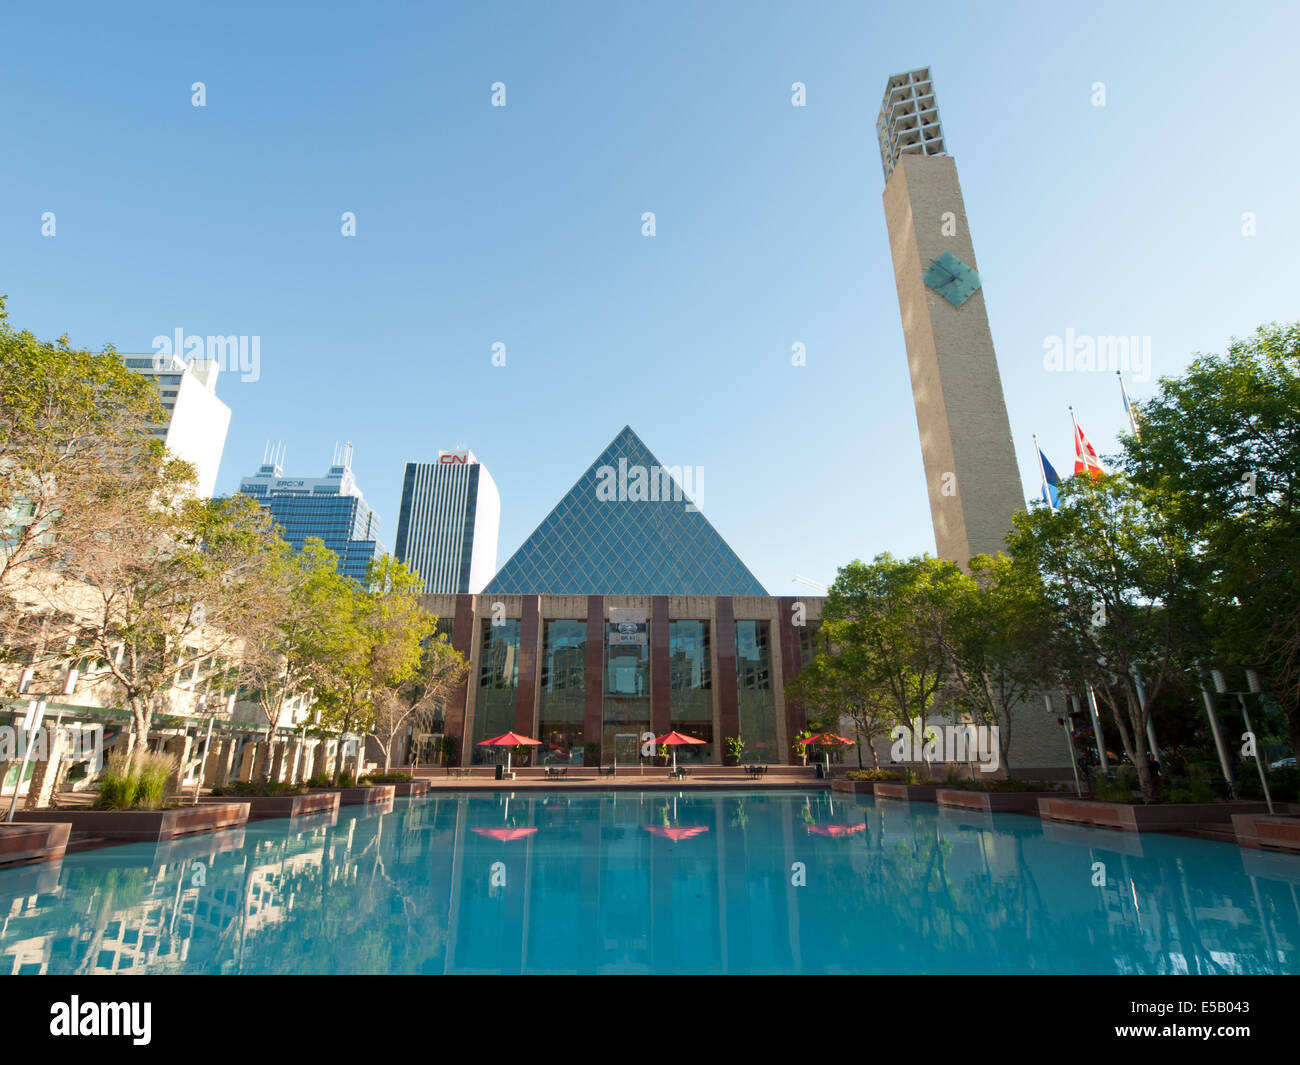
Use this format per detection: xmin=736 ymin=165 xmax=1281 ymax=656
xmin=2 ymin=1 xmax=1297 ymax=594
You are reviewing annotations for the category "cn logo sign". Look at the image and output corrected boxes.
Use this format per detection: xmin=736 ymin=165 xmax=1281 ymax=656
xmin=439 ymin=453 xmax=469 ymax=464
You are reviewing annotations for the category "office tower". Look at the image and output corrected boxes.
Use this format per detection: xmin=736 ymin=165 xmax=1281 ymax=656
xmin=238 ymin=443 xmax=383 ymax=582
xmin=394 ymin=450 xmax=500 ymax=594
xmin=122 ymin=353 xmax=231 ymax=498
xmin=877 ymin=67 xmax=1024 ymax=567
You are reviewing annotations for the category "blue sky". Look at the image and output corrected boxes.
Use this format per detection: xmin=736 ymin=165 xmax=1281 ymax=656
xmin=2 ymin=1 xmax=1297 ymax=594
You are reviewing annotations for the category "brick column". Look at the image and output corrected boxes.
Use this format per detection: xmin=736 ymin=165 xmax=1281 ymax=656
xmin=584 ymin=596 xmax=604 ymax=765
xmin=650 ymin=596 xmax=671 ymax=738
xmin=204 ymin=737 xmax=234 ymax=786
xmin=777 ymin=596 xmax=808 ymax=761
xmin=269 ymin=741 xmax=288 ymax=783
xmin=238 ymin=741 xmax=259 ymax=782
xmin=513 ymin=595 xmax=541 ymax=741
xmin=445 ymin=594 xmax=477 ymax=765
xmin=715 ymin=597 xmax=738 ymax=759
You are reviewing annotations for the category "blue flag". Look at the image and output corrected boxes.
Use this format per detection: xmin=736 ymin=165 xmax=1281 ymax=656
xmin=1038 ymin=444 xmax=1061 ymax=510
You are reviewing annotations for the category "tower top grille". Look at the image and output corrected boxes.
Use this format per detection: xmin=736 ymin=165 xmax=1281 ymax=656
xmin=877 ymin=67 xmax=947 ymax=181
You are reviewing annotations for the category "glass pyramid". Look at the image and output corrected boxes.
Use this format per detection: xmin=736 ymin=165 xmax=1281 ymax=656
xmin=484 ymin=426 xmax=768 ymax=596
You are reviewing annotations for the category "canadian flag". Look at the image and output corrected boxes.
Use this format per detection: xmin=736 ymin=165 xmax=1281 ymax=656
xmin=1073 ymin=417 xmax=1106 ymax=478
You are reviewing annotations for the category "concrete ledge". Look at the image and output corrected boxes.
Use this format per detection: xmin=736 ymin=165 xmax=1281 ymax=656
xmin=201 ymin=791 xmax=340 ymax=821
xmin=936 ymin=788 xmax=1053 ymax=814
xmin=874 ymin=783 xmax=939 ymax=803
xmin=307 ymin=785 xmax=396 ymax=806
xmin=1232 ymin=813 xmax=1300 ymax=852
xmin=1038 ymin=797 xmax=1269 ymax=834
xmin=0 ymin=821 xmax=71 ymax=865
xmin=19 ymin=803 xmax=250 ymax=842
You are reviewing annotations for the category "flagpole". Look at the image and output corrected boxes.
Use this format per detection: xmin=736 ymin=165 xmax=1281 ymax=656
xmin=1117 ymin=370 xmax=1139 ymax=437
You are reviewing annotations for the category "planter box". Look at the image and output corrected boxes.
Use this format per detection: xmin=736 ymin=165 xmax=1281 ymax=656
xmin=1232 ymin=813 xmax=1300 ymax=852
xmin=937 ymin=789 xmax=1055 ymax=815
xmin=831 ymin=779 xmax=880 ymax=795
xmin=0 ymin=822 xmax=71 ymax=866
xmin=391 ymin=781 xmax=429 ymax=798
xmin=873 ymin=783 xmax=939 ymax=803
xmin=311 ymin=785 xmax=396 ymax=806
xmin=1038 ymin=797 xmax=1269 ymax=834
xmin=201 ymin=791 xmax=340 ymax=821
xmin=19 ymin=803 xmax=250 ymax=842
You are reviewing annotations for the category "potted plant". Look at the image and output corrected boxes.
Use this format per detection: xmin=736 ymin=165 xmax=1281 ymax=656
xmin=792 ymin=730 xmax=813 ymax=766
xmin=725 ymin=735 xmax=745 ymax=766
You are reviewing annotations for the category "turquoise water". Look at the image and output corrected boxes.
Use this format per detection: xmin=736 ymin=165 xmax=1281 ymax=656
xmin=0 ymin=790 xmax=1296 ymax=974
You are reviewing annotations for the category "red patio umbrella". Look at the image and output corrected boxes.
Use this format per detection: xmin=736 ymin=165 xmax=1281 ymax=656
xmin=803 ymin=732 xmax=853 ymax=774
xmin=477 ymin=731 xmax=543 ymax=773
xmin=654 ymin=730 xmax=707 ymax=772
xmin=644 ymin=824 xmax=709 ymax=841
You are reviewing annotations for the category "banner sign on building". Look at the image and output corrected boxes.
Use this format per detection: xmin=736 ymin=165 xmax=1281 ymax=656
xmin=608 ymin=607 xmax=648 ymax=646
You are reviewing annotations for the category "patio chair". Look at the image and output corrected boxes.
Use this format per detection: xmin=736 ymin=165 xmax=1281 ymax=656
xmin=600 ymin=763 xmax=617 ymax=777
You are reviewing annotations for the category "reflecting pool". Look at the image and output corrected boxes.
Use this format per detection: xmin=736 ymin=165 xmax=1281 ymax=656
xmin=1 ymin=790 xmax=1297 ymax=974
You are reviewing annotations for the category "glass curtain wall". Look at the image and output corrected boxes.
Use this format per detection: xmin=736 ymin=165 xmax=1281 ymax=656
xmin=603 ymin=623 xmax=650 ymax=765
xmin=667 ymin=620 xmax=713 ymax=763
xmin=538 ymin=620 xmax=586 ymax=765
xmin=473 ymin=619 xmax=519 ymax=764
xmin=735 ymin=620 xmax=777 ymax=764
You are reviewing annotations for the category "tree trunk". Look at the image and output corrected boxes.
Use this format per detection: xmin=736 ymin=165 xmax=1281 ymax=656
xmin=127 ymin=698 xmax=150 ymax=774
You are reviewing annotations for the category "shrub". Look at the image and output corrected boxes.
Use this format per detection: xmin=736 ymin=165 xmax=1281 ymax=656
xmin=212 ymin=780 xmax=307 ymax=797
xmin=134 ymin=752 xmax=177 ymax=809
xmin=95 ymin=751 xmax=177 ymax=810
xmin=338 ymin=769 xmax=356 ymax=788
xmin=359 ymin=772 xmax=412 ymax=784
xmin=96 ymin=752 xmax=139 ymax=810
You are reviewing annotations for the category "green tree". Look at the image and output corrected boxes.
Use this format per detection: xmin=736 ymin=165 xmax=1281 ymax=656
xmin=1006 ymin=473 xmax=1202 ymax=801
xmin=822 ymin=554 xmax=967 ymax=770
xmin=787 ymin=642 xmax=894 ymax=767
xmin=237 ymin=537 xmax=356 ymax=755
xmin=0 ymin=295 xmax=167 ymax=642
xmin=1121 ymin=322 xmax=1300 ymax=757
xmin=368 ymin=629 xmax=467 ymax=772
xmin=938 ymin=552 xmax=1061 ymax=769
xmin=316 ymin=555 xmax=434 ymax=780
xmin=66 ymin=489 xmax=285 ymax=770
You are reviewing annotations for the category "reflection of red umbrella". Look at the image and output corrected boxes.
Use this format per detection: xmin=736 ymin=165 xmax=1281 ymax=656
xmin=472 ymin=826 xmax=538 ymax=841
xmin=477 ymin=731 xmax=543 ymax=773
xmin=806 ymin=823 xmax=866 ymax=838
xmin=644 ymin=825 xmax=709 ymax=841
xmin=654 ymin=730 xmax=707 ymax=772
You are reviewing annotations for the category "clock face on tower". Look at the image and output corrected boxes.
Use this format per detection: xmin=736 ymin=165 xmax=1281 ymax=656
xmin=922 ymin=251 xmax=982 ymax=307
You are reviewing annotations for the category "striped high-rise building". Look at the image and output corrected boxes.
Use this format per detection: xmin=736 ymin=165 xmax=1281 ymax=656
xmin=393 ymin=450 xmax=501 ymax=594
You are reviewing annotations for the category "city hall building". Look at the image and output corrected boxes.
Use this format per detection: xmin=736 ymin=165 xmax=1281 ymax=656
xmin=420 ymin=427 xmax=824 ymax=767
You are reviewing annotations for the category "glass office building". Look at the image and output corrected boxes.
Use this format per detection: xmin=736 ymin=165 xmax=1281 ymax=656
xmin=237 ymin=443 xmax=383 ymax=583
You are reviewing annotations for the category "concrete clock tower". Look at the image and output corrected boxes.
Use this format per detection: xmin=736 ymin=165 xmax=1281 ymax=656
xmin=878 ymin=67 xmax=1024 ymax=568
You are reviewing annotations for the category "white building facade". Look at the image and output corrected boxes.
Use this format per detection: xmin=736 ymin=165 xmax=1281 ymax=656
xmin=123 ymin=354 xmax=231 ymax=498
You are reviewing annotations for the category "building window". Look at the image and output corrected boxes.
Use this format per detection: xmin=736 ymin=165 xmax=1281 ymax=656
xmin=603 ymin=622 xmax=649 ymax=763
xmin=735 ymin=620 xmax=776 ymax=764
xmin=667 ymin=620 xmax=712 ymax=761
xmin=473 ymin=618 xmax=519 ymax=762
xmin=538 ymin=619 xmax=585 ymax=765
